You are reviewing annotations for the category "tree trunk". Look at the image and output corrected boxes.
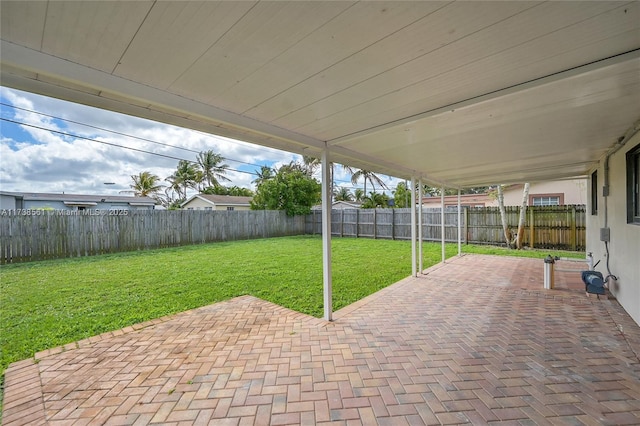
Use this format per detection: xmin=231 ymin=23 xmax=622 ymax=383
xmin=515 ymin=183 xmax=530 ymax=249
xmin=497 ymin=185 xmax=512 ymax=247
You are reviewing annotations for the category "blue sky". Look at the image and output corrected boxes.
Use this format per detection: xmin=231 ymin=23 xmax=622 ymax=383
xmin=0 ymin=87 xmax=402 ymax=197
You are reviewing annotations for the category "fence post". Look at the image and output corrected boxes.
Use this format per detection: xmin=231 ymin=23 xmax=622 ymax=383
xmin=529 ymin=207 xmax=535 ymax=249
xmin=356 ymin=209 xmax=359 ymax=238
xmin=373 ymin=209 xmax=377 ymax=239
xmin=464 ymin=207 xmax=469 ymax=245
xmin=392 ymin=208 xmax=395 ymax=240
xmin=571 ymin=206 xmax=577 ymax=251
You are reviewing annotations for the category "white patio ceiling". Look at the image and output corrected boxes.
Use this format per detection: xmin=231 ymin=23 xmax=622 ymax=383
xmin=1 ymin=1 xmax=639 ymax=188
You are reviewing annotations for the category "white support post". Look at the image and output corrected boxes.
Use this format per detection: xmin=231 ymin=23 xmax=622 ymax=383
xmin=418 ymin=179 xmax=423 ymax=273
xmin=441 ymin=187 xmax=446 ymax=263
xmin=411 ymin=177 xmax=417 ymax=277
xmin=321 ymin=148 xmax=332 ymax=321
xmin=457 ymin=189 xmax=462 ymax=257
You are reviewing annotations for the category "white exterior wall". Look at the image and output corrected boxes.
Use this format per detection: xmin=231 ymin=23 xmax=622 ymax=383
xmin=216 ymin=204 xmax=250 ymax=211
xmin=0 ymin=194 xmax=17 ymax=210
xmin=587 ymin=132 xmax=640 ymax=327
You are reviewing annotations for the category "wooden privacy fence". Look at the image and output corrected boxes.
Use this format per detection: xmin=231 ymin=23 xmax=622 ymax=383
xmin=465 ymin=205 xmax=586 ymax=250
xmin=0 ymin=205 xmax=585 ymax=264
xmin=306 ymin=205 xmax=586 ymax=250
xmin=0 ymin=210 xmax=305 ymax=264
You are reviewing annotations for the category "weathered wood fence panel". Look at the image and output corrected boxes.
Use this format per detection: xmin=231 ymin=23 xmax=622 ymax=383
xmin=0 ymin=210 xmax=305 ymax=264
xmin=307 ymin=206 xmax=586 ymax=250
xmin=1 ymin=205 xmax=585 ymax=264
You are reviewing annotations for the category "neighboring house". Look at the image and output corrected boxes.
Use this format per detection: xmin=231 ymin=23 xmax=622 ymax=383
xmin=0 ymin=191 xmax=156 ymax=211
xmin=499 ymin=179 xmax=587 ymax=206
xmin=420 ymin=179 xmax=587 ymax=208
xmin=421 ymin=193 xmax=494 ymax=208
xmin=181 ymin=194 xmax=252 ymax=211
xmin=587 ymin=131 xmax=640 ymax=327
xmin=312 ymin=201 xmax=363 ymax=210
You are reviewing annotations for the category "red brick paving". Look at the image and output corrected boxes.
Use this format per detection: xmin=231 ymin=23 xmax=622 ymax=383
xmin=3 ymin=254 xmax=640 ymax=425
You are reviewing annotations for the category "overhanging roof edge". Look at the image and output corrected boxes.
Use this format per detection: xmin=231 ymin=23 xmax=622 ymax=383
xmin=0 ymin=41 xmax=326 ymax=154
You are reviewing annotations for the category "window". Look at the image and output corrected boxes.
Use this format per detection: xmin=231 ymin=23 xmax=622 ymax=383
xmin=226 ymin=206 xmax=235 ymax=211
xmin=591 ymin=170 xmax=598 ymax=215
xmin=627 ymin=143 xmax=640 ymax=224
xmin=204 ymin=207 xmax=212 ymax=211
xmin=531 ymin=196 xmax=561 ymax=206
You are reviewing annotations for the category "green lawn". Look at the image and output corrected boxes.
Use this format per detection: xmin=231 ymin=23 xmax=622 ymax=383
xmin=0 ymin=235 xmax=582 ymax=376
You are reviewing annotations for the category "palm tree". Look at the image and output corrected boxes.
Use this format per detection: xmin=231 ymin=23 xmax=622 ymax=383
xmin=354 ymin=188 xmax=365 ymax=202
xmin=130 ymin=171 xmax=163 ymax=198
xmin=166 ymin=160 xmax=198 ymax=199
xmin=252 ymin=165 xmax=274 ymax=186
xmin=361 ymin=192 xmax=390 ymax=208
xmin=343 ymin=166 xmax=388 ymax=196
xmin=197 ymin=150 xmax=230 ymax=189
xmin=333 ymin=186 xmax=353 ymax=202
xmin=302 ymin=156 xmax=321 ymax=176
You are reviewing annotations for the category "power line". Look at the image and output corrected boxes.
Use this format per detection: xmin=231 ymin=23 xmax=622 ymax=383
xmin=0 ymin=118 xmax=256 ymax=176
xmin=0 ymin=102 xmax=266 ymax=169
xmin=0 ymin=106 xmax=400 ymax=191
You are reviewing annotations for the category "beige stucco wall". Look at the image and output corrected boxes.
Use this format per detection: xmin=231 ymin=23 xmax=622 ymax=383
xmin=217 ymin=204 xmax=250 ymax=211
xmin=183 ymin=197 xmax=250 ymax=211
xmin=587 ymin=132 xmax=640 ymax=327
xmin=496 ymin=179 xmax=587 ymax=206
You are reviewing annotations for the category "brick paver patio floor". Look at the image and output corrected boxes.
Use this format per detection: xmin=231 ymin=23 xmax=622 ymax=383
xmin=3 ymin=254 xmax=640 ymax=425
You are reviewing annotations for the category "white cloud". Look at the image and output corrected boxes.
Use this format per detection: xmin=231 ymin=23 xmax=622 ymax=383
xmin=1 ymin=87 xmax=405 ymax=197
xmin=0 ymin=88 xmax=299 ymax=195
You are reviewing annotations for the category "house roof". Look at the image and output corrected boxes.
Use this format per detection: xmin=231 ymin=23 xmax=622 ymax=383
xmin=181 ymin=194 xmax=252 ymax=208
xmin=312 ymin=200 xmax=363 ymax=210
xmin=1 ymin=2 xmax=638 ymax=187
xmin=1 ymin=191 xmax=156 ymax=205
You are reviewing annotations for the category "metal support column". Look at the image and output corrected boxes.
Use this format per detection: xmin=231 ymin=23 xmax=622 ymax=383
xmin=321 ymin=148 xmax=332 ymax=321
xmin=441 ymin=187 xmax=446 ymax=263
xmin=458 ymin=190 xmax=462 ymax=257
xmin=411 ymin=177 xmax=417 ymax=277
xmin=418 ymin=179 xmax=423 ymax=273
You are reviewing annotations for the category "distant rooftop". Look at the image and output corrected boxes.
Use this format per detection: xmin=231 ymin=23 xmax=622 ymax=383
xmin=0 ymin=191 xmax=157 ymax=204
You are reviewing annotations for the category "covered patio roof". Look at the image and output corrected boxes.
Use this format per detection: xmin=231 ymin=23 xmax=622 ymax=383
xmin=1 ymin=1 xmax=639 ymax=187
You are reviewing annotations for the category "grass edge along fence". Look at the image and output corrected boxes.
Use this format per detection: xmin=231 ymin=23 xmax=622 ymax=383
xmin=0 ymin=209 xmax=305 ymax=264
xmin=307 ymin=205 xmax=586 ymax=251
